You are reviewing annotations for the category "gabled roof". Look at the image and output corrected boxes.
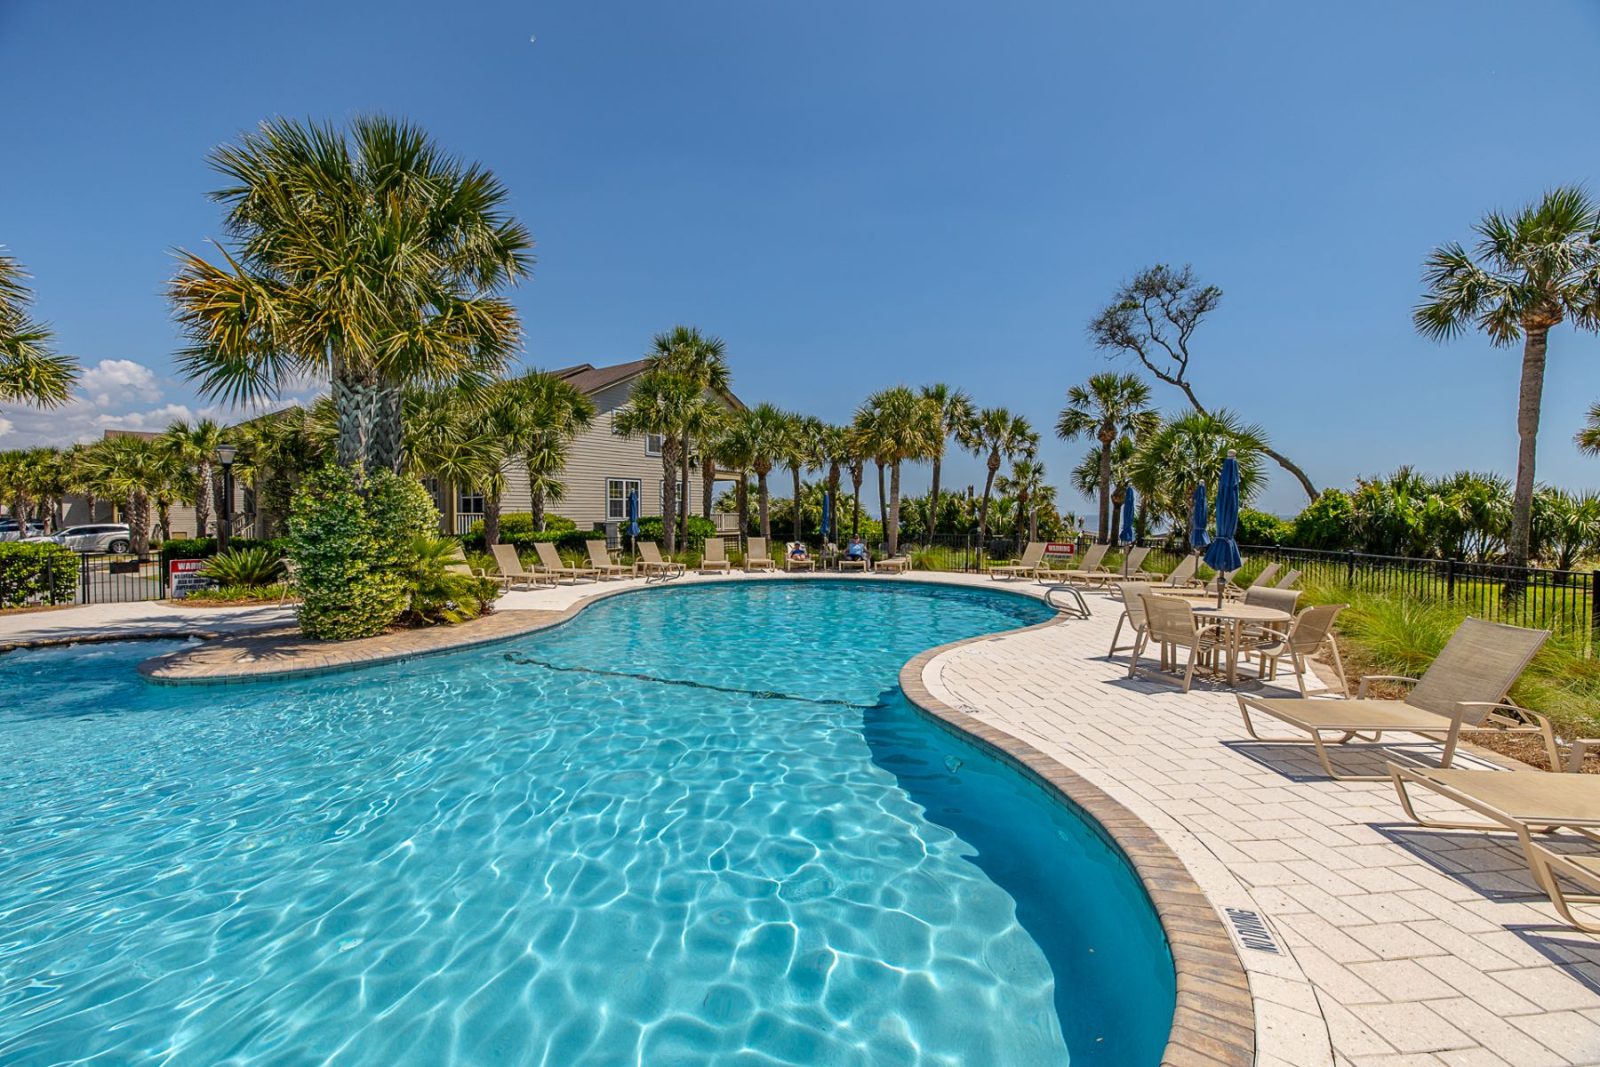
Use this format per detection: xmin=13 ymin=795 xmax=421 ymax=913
xmin=549 ymin=359 xmax=745 ymax=410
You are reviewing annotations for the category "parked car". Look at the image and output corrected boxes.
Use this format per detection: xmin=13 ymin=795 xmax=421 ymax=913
xmin=0 ymin=519 xmax=47 ymax=541
xmin=24 ymin=524 xmax=133 ymax=554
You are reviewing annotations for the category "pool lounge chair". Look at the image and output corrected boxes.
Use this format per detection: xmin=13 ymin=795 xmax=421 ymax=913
xmin=1058 ymin=543 xmax=1114 ymax=587
xmin=1275 ymin=568 xmax=1302 ymax=589
xmin=744 ymin=537 xmax=777 ymax=572
xmin=585 ymin=540 xmax=630 ymax=581
xmin=491 ymin=543 xmax=550 ymax=590
xmin=838 ymin=550 xmax=869 ymax=572
xmin=532 ymin=541 xmax=596 ymax=584
xmin=1236 ymin=617 xmax=1551 ymax=780
xmin=1388 ymin=760 xmax=1599 ymax=932
xmin=700 ymin=538 xmax=732 ymax=574
xmin=988 ymin=541 xmax=1048 ymax=581
xmin=784 ymin=543 xmax=815 ymax=572
xmin=1152 ymin=554 xmax=1202 ymax=590
xmin=1248 ymin=562 xmax=1282 ymax=591
xmin=635 ymin=541 xmax=685 ymax=581
xmin=1119 ymin=545 xmax=1154 ymax=579
xmin=876 ymin=555 xmax=912 ymax=574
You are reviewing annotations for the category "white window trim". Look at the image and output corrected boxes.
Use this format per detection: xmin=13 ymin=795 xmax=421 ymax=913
xmin=645 ymin=433 xmax=665 ymax=457
xmin=607 ymin=478 xmax=641 ymax=522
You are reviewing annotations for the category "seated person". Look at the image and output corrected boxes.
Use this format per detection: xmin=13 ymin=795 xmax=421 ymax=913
xmin=788 ymin=541 xmax=809 ymax=560
xmin=845 ymin=536 xmax=868 ymax=561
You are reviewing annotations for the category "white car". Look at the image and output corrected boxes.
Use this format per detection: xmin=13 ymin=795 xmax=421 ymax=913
xmin=0 ymin=519 xmax=46 ymax=541
xmin=24 ymin=524 xmax=133 ymax=554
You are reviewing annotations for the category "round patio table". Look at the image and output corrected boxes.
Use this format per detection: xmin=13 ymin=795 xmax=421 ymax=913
xmin=1191 ymin=602 xmax=1292 ymax=686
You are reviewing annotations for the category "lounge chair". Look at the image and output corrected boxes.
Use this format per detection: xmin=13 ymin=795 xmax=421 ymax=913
xmin=1275 ymin=568 xmax=1302 ymax=589
xmin=1057 ymin=543 xmax=1115 ymax=587
xmin=1152 ymin=554 xmax=1202 ymax=590
xmin=838 ymin=550 xmax=869 ymax=572
xmin=744 ymin=537 xmax=777 ymax=573
xmin=700 ymin=538 xmax=732 ymax=574
xmin=585 ymin=540 xmax=630 ymax=581
xmin=532 ymin=541 xmax=596 ymax=584
xmin=1388 ymin=761 xmax=1598 ymax=932
xmin=277 ymin=559 xmax=299 ymax=604
xmin=876 ymin=555 xmax=912 ymax=574
xmin=1248 ymin=562 xmax=1282 ymax=590
xmin=1249 ymin=602 xmax=1348 ymax=695
xmin=784 ymin=542 xmax=815 ymax=572
xmin=1130 ymin=592 xmax=1226 ymax=693
xmin=1237 ymin=617 xmax=1551 ymax=780
xmin=491 ymin=543 xmax=550 ymax=590
xmin=1119 ymin=545 xmax=1154 ymax=579
xmin=1109 ymin=581 xmax=1154 ymax=658
xmin=988 ymin=541 xmax=1048 ymax=581
xmin=634 ymin=541 xmax=685 ymax=581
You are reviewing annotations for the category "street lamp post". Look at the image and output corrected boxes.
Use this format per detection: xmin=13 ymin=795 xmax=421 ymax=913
xmin=216 ymin=445 xmax=236 ymax=552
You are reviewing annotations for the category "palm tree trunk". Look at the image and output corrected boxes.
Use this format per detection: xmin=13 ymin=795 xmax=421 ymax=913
xmin=977 ymin=458 xmax=1000 ymax=558
xmin=791 ymin=467 xmax=803 ymax=541
xmin=333 ymin=370 xmax=404 ymax=472
xmin=1508 ymin=327 xmax=1550 ymax=569
xmin=850 ymin=470 xmax=863 ymax=536
xmin=701 ymin=456 xmax=716 ymax=520
xmin=484 ymin=490 xmax=503 ymax=546
xmin=757 ymin=471 xmax=771 ymax=539
xmin=929 ymin=457 xmax=942 ymax=539
xmin=196 ymin=461 xmax=213 ymax=537
xmin=827 ymin=464 xmax=841 ymax=545
xmin=888 ymin=462 xmax=902 ymax=555
xmin=530 ymin=487 xmax=546 ymax=532
xmin=736 ymin=473 xmax=749 ymax=539
xmin=130 ymin=491 xmax=151 ymax=557
xmin=679 ymin=438 xmax=691 ymax=547
xmin=1098 ymin=439 xmax=1113 ymax=544
xmin=876 ymin=461 xmax=887 ymax=531
xmin=663 ymin=449 xmax=680 ymax=555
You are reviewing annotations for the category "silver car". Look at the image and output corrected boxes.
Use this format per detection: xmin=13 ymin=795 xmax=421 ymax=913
xmin=25 ymin=524 xmax=133 ymax=554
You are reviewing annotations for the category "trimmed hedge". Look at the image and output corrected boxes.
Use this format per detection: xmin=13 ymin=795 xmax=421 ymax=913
xmin=159 ymin=536 xmax=289 ymax=567
xmin=462 ymin=513 xmax=591 ymax=555
xmin=637 ymin=515 xmax=716 ymax=553
xmin=0 ymin=542 xmax=78 ymax=608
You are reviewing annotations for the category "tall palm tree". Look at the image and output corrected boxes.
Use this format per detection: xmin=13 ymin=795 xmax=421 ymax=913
xmin=647 ymin=326 xmax=730 ymax=539
xmin=844 ymin=423 xmax=869 ymax=538
xmin=817 ymin=423 xmax=850 ymax=544
xmin=170 ymin=116 xmax=531 ymax=473
xmin=614 ymin=370 xmax=700 ymax=554
xmin=79 ymin=435 xmax=170 ymax=556
xmin=1415 ymin=186 xmax=1600 ymax=568
xmin=511 ymin=372 xmax=594 ymax=538
xmin=1055 ymin=372 xmax=1158 ymax=544
xmin=860 ymin=387 xmax=938 ymax=556
xmin=1000 ymin=447 xmax=1047 ymax=548
xmin=0 ymin=249 xmax=78 ymax=406
xmin=711 ymin=418 xmax=756 ymax=540
xmin=1131 ymin=410 xmax=1268 ymax=532
xmin=919 ymin=384 xmax=975 ymax=540
xmin=1071 ymin=436 xmax=1140 ymax=539
xmin=401 ymin=386 xmax=499 ymax=534
xmin=779 ymin=413 xmax=822 ymax=541
xmin=730 ymin=403 xmax=789 ymax=541
xmin=958 ymin=407 xmax=1033 ymax=556
xmin=162 ymin=418 xmax=224 ymax=537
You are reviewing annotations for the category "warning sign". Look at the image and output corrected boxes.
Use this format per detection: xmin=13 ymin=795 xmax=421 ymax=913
xmin=168 ymin=558 xmax=211 ymax=599
xmin=1044 ymin=542 xmax=1077 ymax=557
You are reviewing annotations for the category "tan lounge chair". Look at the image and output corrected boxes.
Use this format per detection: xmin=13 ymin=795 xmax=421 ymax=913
xmin=1109 ymin=581 xmax=1154 ymax=658
xmin=1237 ymin=617 xmax=1551 ymax=780
xmin=700 ymin=538 xmax=732 ymax=574
xmin=1131 ymin=593 xmax=1227 ymax=693
xmin=532 ymin=541 xmax=595 ymax=584
xmin=744 ymin=537 xmax=776 ymax=572
xmin=1248 ymin=562 xmax=1282 ymax=590
xmin=1275 ymin=568 xmax=1302 ymax=589
xmin=585 ymin=539 xmax=630 ymax=581
xmin=1153 ymin=554 xmax=1202 ymax=590
xmin=1389 ymin=762 xmax=1598 ymax=932
xmin=837 ymin=549 xmax=869 ymax=572
xmin=1058 ymin=543 xmax=1114 ymax=587
xmin=988 ymin=541 xmax=1048 ymax=581
xmin=634 ymin=541 xmax=685 ymax=581
xmin=876 ymin=555 xmax=912 ymax=574
xmin=1119 ymin=545 xmax=1154 ymax=579
xmin=784 ymin=542 xmax=815 ymax=572
xmin=491 ymin=543 xmax=549 ymax=590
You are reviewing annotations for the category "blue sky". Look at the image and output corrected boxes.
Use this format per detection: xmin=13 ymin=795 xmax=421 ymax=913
xmin=2 ymin=1 xmax=1598 ymax=515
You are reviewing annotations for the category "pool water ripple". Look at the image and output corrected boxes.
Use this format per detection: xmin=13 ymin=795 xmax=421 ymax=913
xmin=0 ymin=581 xmax=1174 ymax=1065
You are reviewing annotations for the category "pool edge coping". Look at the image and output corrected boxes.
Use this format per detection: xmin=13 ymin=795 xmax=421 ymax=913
xmin=900 ymin=623 xmax=1257 ymax=1067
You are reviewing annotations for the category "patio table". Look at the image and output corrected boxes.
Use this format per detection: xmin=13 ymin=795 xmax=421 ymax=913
xmin=1190 ymin=602 xmax=1292 ymax=686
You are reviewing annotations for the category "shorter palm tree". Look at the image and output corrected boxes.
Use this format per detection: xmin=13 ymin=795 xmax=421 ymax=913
xmin=1056 ymin=372 xmax=1158 ymax=543
xmin=163 ymin=418 xmax=225 ymax=537
xmin=614 ymin=370 xmax=701 ymax=553
xmin=958 ymin=407 xmax=1034 ymax=556
xmin=920 ymin=383 xmax=974 ymax=539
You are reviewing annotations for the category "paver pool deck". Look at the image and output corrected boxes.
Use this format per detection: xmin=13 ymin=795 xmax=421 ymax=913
xmin=5 ymin=570 xmax=1598 ymax=1065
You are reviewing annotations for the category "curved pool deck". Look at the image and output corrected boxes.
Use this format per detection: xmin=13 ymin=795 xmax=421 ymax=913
xmin=128 ymin=571 xmax=1254 ymax=1066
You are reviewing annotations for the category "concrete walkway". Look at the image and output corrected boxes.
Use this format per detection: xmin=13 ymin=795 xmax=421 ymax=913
xmin=0 ymin=599 xmax=296 ymax=649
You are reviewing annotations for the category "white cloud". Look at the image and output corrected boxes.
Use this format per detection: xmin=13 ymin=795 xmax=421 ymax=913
xmin=95 ymin=404 xmax=195 ymax=432
xmin=0 ymin=417 xmax=13 ymax=439
xmin=78 ymin=359 xmax=161 ymax=408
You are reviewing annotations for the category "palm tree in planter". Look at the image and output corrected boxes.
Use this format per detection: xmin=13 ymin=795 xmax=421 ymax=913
xmin=1415 ymin=186 xmax=1600 ymax=569
xmin=919 ymin=383 xmax=975 ymax=540
xmin=1056 ymin=372 xmax=1159 ymax=544
xmin=862 ymin=386 xmax=937 ymax=556
xmin=0 ymin=249 xmax=78 ymax=407
xmin=162 ymin=418 xmax=225 ymax=537
xmin=614 ymin=370 xmax=700 ymax=554
xmin=170 ymin=116 xmax=531 ymax=473
xmin=957 ymin=407 xmax=1034 ymax=560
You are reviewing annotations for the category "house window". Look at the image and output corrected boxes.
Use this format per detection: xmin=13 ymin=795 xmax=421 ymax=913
xmin=607 ymin=478 xmax=641 ymax=521
xmin=458 ymin=489 xmax=485 ymax=514
xmin=645 ymin=433 xmax=665 ymax=457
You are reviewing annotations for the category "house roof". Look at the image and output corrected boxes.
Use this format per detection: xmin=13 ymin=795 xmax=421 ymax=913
xmin=550 ymin=359 xmax=745 ymax=410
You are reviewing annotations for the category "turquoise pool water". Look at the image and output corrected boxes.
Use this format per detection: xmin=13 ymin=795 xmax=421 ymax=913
xmin=0 ymin=580 xmax=1174 ymax=1065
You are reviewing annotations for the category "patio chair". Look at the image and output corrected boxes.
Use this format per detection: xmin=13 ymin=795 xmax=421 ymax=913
xmin=491 ymin=543 xmax=550 ymax=590
xmin=1249 ymin=602 xmax=1348 ymax=695
xmin=1057 ymin=543 xmax=1115 ymax=588
xmin=837 ymin=550 xmax=869 ymax=572
xmin=784 ymin=542 xmax=815 ymax=572
xmin=635 ymin=541 xmax=685 ymax=581
xmin=988 ymin=541 xmax=1048 ymax=581
xmin=1248 ymin=562 xmax=1282 ymax=590
xmin=876 ymin=555 xmax=912 ymax=574
xmin=1109 ymin=581 xmax=1154 ymax=658
xmin=1131 ymin=592 xmax=1227 ymax=693
xmin=1152 ymin=554 xmax=1202 ymax=590
xmin=1119 ymin=545 xmax=1154 ymax=579
xmin=1242 ymin=585 xmax=1301 ymax=614
xmin=532 ymin=541 xmax=596 ymax=584
xmin=1388 ymin=761 xmax=1598 ymax=932
xmin=1275 ymin=568 xmax=1302 ymax=589
xmin=1236 ymin=617 xmax=1551 ymax=780
xmin=585 ymin=540 xmax=630 ymax=581
xmin=277 ymin=559 xmax=299 ymax=604
xmin=744 ymin=537 xmax=777 ymax=573
xmin=700 ymin=538 xmax=732 ymax=574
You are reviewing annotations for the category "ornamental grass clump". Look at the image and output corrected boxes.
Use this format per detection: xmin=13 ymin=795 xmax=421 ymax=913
xmin=200 ymin=546 xmax=283 ymax=588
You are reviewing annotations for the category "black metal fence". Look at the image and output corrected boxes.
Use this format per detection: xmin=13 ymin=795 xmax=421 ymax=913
xmin=31 ymin=552 xmax=170 ymax=606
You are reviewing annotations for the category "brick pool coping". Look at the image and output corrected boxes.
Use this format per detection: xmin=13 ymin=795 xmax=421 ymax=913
xmin=900 ymin=624 xmax=1255 ymax=1067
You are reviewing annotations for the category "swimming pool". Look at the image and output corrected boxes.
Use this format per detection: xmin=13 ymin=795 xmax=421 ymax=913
xmin=0 ymin=580 xmax=1175 ymax=1065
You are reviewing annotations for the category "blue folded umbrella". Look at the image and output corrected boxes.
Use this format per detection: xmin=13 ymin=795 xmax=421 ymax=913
xmin=1189 ymin=484 xmax=1210 ymax=552
xmin=1203 ymin=456 xmax=1242 ymax=574
xmin=1119 ymin=486 xmax=1136 ymax=546
xmin=627 ymin=490 xmax=640 ymax=539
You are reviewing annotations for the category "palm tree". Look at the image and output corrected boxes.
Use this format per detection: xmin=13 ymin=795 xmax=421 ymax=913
xmin=614 ymin=370 xmax=701 ymax=554
xmin=779 ymin=413 xmax=823 ymax=541
xmin=860 ymin=387 xmax=938 ymax=556
xmin=1534 ymin=488 xmax=1600 ymax=571
xmin=958 ymin=407 xmax=1033 ymax=556
xmin=710 ymin=418 xmax=756 ymax=541
xmin=844 ymin=423 xmax=869 ymax=538
xmin=79 ymin=435 xmax=170 ymax=556
xmin=511 ymin=372 xmax=594 ymax=538
xmin=647 ymin=326 xmax=730 ymax=539
xmin=1131 ymin=410 xmax=1268 ymax=532
xmin=817 ymin=423 xmax=850 ymax=544
xmin=733 ymin=403 xmax=790 ymax=541
xmin=162 ymin=418 xmax=225 ymax=537
xmin=1577 ymin=401 xmax=1600 ymax=456
xmin=1055 ymin=372 xmax=1158 ymax=544
xmin=1415 ymin=186 xmax=1600 ymax=568
xmin=1001 ymin=448 xmax=1047 ymax=547
xmin=1071 ymin=436 xmax=1140 ymax=539
xmin=401 ymin=386 xmax=499 ymax=534
xmin=231 ymin=406 xmax=331 ymax=536
xmin=0 ymin=249 xmax=78 ymax=406
xmin=920 ymin=384 xmax=975 ymax=540
xmin=169 ymin=116 xmax=531 ymax=473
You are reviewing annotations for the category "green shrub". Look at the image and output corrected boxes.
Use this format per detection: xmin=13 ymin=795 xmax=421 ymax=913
xmin=183 ymin=584 xmax=289 ymax=604
xmin=1238 ymin=508 xmax=1293 ymax=547
xmin=402 ymin=535 xmax=500 ymax=625
xmin=159 ymin=536 xmax=289 ymax=566
xmin=462 ymin=512 xmax=579 ymax=549
xmin=201 ymin=546 xmax=285 ymax=588
xmin=1289 ymin=490 xmax=1356 ymax=550
xmin=0 ymin=542 xmax=77 ymax=607
xmin=288 ymin=467 xmax=440 ymax=640
xmin=637 ymin=515 xmax=716 ymax=553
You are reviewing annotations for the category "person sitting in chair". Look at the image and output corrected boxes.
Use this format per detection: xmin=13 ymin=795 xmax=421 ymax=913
xmin=788 ymin=541 xmax=809 ymax=561
xmin=845 ymin=536 xmax=868 ymax=562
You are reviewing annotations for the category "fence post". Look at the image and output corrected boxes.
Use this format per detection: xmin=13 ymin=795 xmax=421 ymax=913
xmin=1446 ymin=558 xmax=1458 ymax=603
xmin=79 ymin=551 xmax=91 ymax=605
xmin=1591 ymin=570 xmax=1600 ymax=638
xmin=1346 ymin=550 xmax=1356 ymax=588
